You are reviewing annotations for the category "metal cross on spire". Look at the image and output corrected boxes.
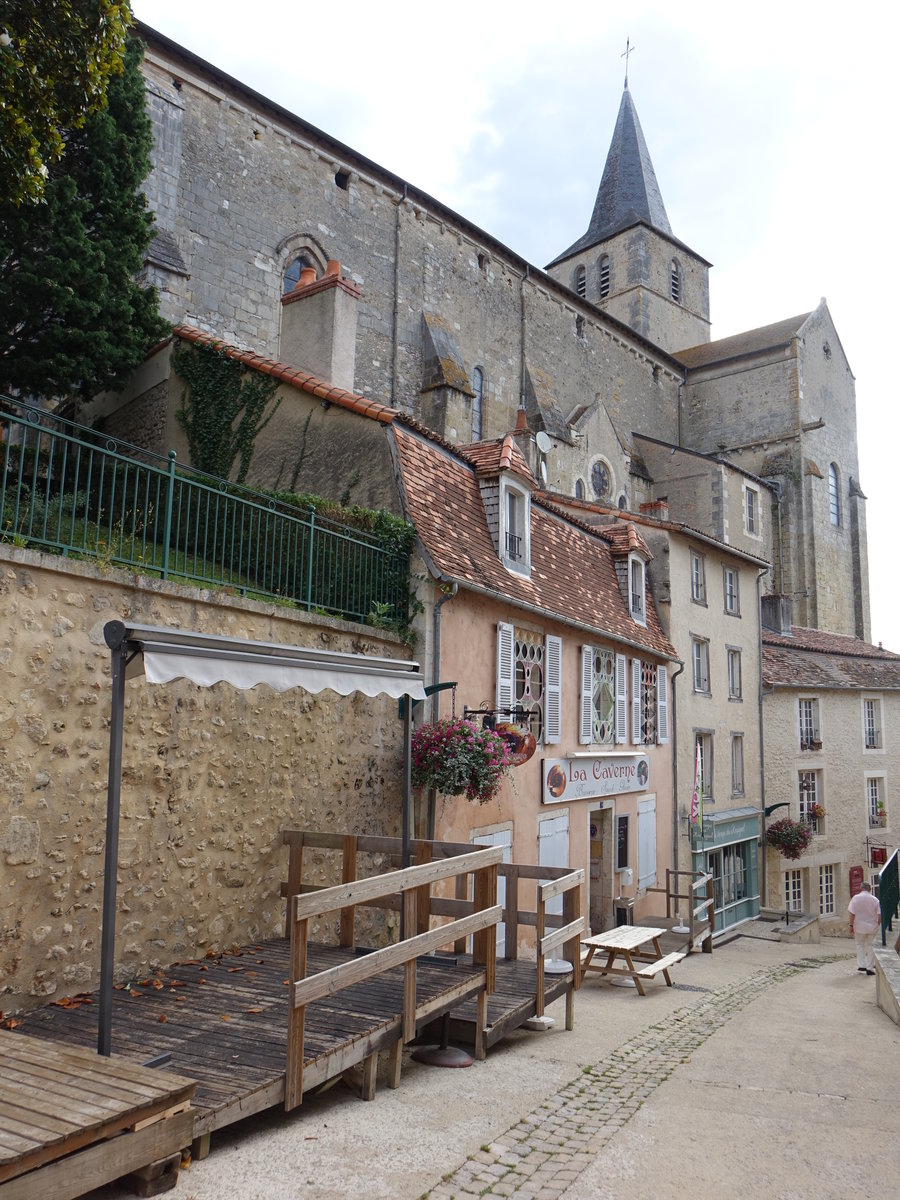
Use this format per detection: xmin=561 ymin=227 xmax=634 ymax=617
xmin=621 ymin=36 xmax=635 ymax=88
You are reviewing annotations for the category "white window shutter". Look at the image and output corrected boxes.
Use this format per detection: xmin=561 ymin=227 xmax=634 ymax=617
xmin=544 ymin=635 xmax=562 ymax=744
xmin=580 ymin=646 xmax=593 ymax=745
xmin=615 ymin=652 xmax=628 ymax=744
xmin=497 ymin=622 xmax=515 ymax=711
xmin=657 ymin=665 xmax=669 ymax=744
xmin=631 ymin=658 xmax=642 ymax=745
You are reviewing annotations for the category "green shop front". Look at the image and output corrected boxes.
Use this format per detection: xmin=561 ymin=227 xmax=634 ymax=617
xmin=692 ymin=807 xmax=761 ymax=932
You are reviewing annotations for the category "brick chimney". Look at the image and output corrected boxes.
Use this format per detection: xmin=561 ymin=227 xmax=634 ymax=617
xmin=280 ymin=259 xmax=360 ymax=390
xmin=639 ymin=498 xmax=669 ymax=521
xmin=761 ymin=593 xmax=792 ymax=636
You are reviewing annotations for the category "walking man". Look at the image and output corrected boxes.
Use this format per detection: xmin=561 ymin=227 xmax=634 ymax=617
xmin=848 ymin=881 xmax=881 ymax=975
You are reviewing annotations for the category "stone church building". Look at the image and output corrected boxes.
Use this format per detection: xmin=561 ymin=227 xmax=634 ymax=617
xmin=124 ymin=20 xmax=868 ymax=647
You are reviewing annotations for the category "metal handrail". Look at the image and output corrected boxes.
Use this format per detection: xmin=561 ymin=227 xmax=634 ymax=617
xmin=0 ymin=396 xmax=409 ymax=626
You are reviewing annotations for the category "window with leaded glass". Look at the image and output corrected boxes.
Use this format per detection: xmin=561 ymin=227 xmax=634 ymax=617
xmin=591 ymin=459 xmax=611 ymax=500
xmin=590 ymin=648 xmax=615 ymax=744
xmin=514 ymin=628 xmax=545 ymax=743
xmin=818 ymin=864 xmax=835 ymax=915
xmin=784 ymin=869 xmax=802 ymax=913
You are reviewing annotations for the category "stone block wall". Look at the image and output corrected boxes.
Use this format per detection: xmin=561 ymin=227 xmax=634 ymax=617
xmin=0 ymin=547 xmax=412 ymax=1013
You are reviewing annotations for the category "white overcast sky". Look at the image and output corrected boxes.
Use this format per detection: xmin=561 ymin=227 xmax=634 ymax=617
xmin=132 ymin=0 xmax=900 ymax=649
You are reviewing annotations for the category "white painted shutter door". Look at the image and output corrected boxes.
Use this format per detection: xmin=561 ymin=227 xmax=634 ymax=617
xmin=497 ymin=622 xmax=515 ymax=711
xmin=638 ymin=798 xmax=657 ymax=889
xmin=656 ymin=665 xmax=669 ymax=744
xmin=544 ymin=635 xmax=562 ymax=745
xmin=580 ymin=646 xmax=593 ymax=744
xmin=474 ymin=829 xmax=512 ymax=955
xmin=615 ymin=653 xmax=628 ymax=744
xmin=631 ymin=658 xmax=642 ymax=745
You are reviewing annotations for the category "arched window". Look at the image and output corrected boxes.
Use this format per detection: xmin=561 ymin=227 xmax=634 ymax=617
xmin=829 ymin=463 xmax=841 ymax=526
xmin=598 ymin=255 xmax=611 ymax=300
xmin=472 ymin=366 xmax=484 ymax=441
xmin=574 ymin=478 xmax=585 ymax=500
xmin=670 ymin=259 xmax=683 ymax=304
xmin=282 ymin=255 xmax=311 ymax=294
xmin=575 ymin=265 xmax=586 ymax=298
xmin=590 ymin=458 xmax=613 ymax=500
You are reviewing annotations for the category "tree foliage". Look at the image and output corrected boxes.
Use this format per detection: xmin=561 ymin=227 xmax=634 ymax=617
xmin=173 ymin=341 xmax=282 ymax=485
xmin=0 ymin=1 xmax=132 ymax=205
xmin=0 ymin=34 xmax=168 ymax=403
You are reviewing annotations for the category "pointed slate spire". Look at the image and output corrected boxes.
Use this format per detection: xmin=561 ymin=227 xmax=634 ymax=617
xmin=547 ymin=86 xmax=672 ymax=267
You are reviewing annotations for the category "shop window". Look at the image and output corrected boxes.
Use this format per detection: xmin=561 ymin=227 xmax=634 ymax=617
xmin=799 ymin=770 xmax=823 ymax=834
xmin=784 ymin=869 xmax=803 ymax=913
xmin=867 ymin=776 xmax=886 ymax=828
xmin=580 ymin=647 xmax=625 ymax=745
xmin=692 ymin=638 xmax=710 ymax=693
xmin=731 ymin=734 xmax=744 ymax=796
xmin=497 ymin=624 xmax=561 ymax=745
xmin=863 ymin=697 xmax=882 ymax=750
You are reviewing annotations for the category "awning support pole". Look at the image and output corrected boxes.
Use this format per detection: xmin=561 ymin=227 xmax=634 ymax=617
xmin=98 ymin=640 xmax=128 ymax=1056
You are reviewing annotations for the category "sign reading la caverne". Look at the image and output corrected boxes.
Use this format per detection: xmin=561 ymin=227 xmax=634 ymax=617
xmin=542 ymin=754 xmax=650 ymax=804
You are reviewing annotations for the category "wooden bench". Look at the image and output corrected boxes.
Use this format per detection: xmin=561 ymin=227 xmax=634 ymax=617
xmin=634 ymin=951 xmax=685 ymax=986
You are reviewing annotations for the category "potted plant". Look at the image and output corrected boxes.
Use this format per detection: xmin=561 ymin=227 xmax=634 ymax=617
xmin=411 ymin=716 xmax=512 ymax=805
xmin=806 ymin=801 xmax=826 ymax=822
xmin=766 ymin=817 xmax=814 ymax=860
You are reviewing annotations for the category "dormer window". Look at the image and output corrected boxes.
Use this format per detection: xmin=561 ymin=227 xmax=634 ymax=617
xmin=501 ymin=477 xmax=531 ymax=574
xmin=629 ymin=553 xmax=646 ymax=625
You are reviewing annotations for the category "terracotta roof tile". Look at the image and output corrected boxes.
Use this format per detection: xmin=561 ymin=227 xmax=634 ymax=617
xmin=172 ymin=325 xmax=396 ymax=425
xmin=393 ymin=425 xmax=676 ymax=660
xmin=460 ymin=437 xmax=536 ymax=487
xmin=762 ymin=625 xmax=900 ymax=690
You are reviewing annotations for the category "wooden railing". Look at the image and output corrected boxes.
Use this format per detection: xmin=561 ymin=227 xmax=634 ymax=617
xmin=651 ymin=868 xmax=715 ymax=953
xmin=283 ymin=839 xmax=501 ymax=1110
xmin=280 ymin=831 xmax=584 ymax=1036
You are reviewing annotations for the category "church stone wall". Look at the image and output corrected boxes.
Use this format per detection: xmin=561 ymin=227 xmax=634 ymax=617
xmin=681 ymin=350 xmax=801 ymax=457
xmin=0 ymin=547 xmax=410 ymax=1013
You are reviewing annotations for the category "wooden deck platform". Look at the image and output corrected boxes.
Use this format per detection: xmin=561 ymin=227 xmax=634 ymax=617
xmin=6 ymin=938 xmax=484 ymax=1150
xmin=0 ymin=1029 xmax=194 ymax=1200
xmin=441 ymin=955 xmax=575 ymax=1050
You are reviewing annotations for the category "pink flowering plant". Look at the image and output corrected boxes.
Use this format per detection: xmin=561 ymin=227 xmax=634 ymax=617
xmin=766 ymin=817 xmax=814 ymax=860
xmin=411 ymin=717 xmax=512 ymax=804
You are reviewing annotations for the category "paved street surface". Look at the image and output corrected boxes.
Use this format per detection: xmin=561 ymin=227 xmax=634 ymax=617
xmin=86 ymin=935 xmax=897 ymax=1200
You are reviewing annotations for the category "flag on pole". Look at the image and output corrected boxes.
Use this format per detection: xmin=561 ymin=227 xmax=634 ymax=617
xmin=690 ymin=740 xmax=702 ymax=825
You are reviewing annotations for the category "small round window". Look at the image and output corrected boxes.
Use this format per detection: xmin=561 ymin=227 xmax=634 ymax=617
xmin=591 ymin=460 xmax=612 ymax=500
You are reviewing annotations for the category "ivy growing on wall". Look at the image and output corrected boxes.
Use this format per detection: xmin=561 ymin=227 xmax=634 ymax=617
xmin=173 ymin=341 xmax=281 ymax=484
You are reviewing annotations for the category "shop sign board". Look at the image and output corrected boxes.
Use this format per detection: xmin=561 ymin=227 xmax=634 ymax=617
xmin=542 ymin=754 xmax=649 ymax=804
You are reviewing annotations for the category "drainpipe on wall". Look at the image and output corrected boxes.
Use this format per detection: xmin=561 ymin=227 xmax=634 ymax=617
xmin=757 ymin=566 xmax=770 ymax=908
xmin=669 ymin=660 xmax=685 ymax=881
xmin=390 ymin=184 xmax=408 ymax=411
xmin=426 ymin=580 xmax=458 ymax=839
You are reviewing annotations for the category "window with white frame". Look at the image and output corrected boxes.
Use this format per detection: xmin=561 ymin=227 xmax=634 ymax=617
xmin=744 ymin=485 xmax=759 ymax=536
xmin=727 ymin=648 xmax=742 ymax=700
xmin=723 ymin=565 xmax=740 ymax=615
xmin=731 ymin=733 xmax=744 ymax=796
xmin=631 ymin=659 xmax=669 ymax=746
xmin=798 ymin=770 xmax=823 ymax=833
xmin=500 ymin=478 xmax=530 ymax=572
xmin=784 ymin=869 xmax=803 ymax=913
xmin=497 ymin=623 xmax=561 ymax=745
xmin=829 ymin=463 xmax=841 ymax=526
xmin=818 ymin=864 xmax=835 ymax=915
xmin=867 ymin=776 xmax=886 ymax=828
xmin=692 ymin=637 xmax=710 ymax=693
xmin=690 ymin=550 xmax=706 ymax=603
xmin=581 ymin=648 xmax=626 ymax=745
xmin=863 ymin=697 xmax=882 ymax=750
xmin=695 ymin=731 xmax=713 ymax=802
xmin=629 ymin=554 xmax=647 ymax=625
xmin=472 ymin=366 xmax=484 ymax=441
xmin=799 ymin=698 xmax=821 ymax=749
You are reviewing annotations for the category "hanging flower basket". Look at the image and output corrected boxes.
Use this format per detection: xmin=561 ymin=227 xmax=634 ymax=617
xmin=411 ymin=717 xmax=512 ymax=805
xmin=766 ymin=817 xmax=814 ymax=860
xmin=806 ymin=801 xmax=826 ymax=822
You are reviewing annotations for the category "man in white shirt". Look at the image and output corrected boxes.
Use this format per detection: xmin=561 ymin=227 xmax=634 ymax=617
xmin=847 ymin=882 xmax=881 ymax=975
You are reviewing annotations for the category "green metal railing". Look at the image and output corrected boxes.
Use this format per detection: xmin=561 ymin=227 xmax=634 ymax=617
xmin=879 ymin=849 xmax=898 ymax=946
xmin=0 ymin=397 xmax=410 ymax=627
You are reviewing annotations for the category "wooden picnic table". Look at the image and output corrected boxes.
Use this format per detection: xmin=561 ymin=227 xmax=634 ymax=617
xmin=580 ymin=926 xmax=684 ymax=996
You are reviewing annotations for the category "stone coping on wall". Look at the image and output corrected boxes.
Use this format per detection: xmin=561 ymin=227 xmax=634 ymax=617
xmin=874 ymin=943 xmax=900 ymax=1027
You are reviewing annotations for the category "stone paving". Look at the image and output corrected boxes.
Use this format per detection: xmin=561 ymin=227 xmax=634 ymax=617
xmin=421 ymin=955 xmax=847 ymax=1199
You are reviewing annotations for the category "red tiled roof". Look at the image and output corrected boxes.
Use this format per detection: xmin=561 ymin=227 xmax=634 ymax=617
xmin=172 ymin=325 xmax=396 ymax=425
xmin=393 ymin=424 xmax=676 ymax=660
xmin=762 ymin=626 xmax=900 ymax=690
xmin=460 ymin=437 xmax=536 ymax=487
xmin=599 ymin=521 xmax=651 ymax=560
